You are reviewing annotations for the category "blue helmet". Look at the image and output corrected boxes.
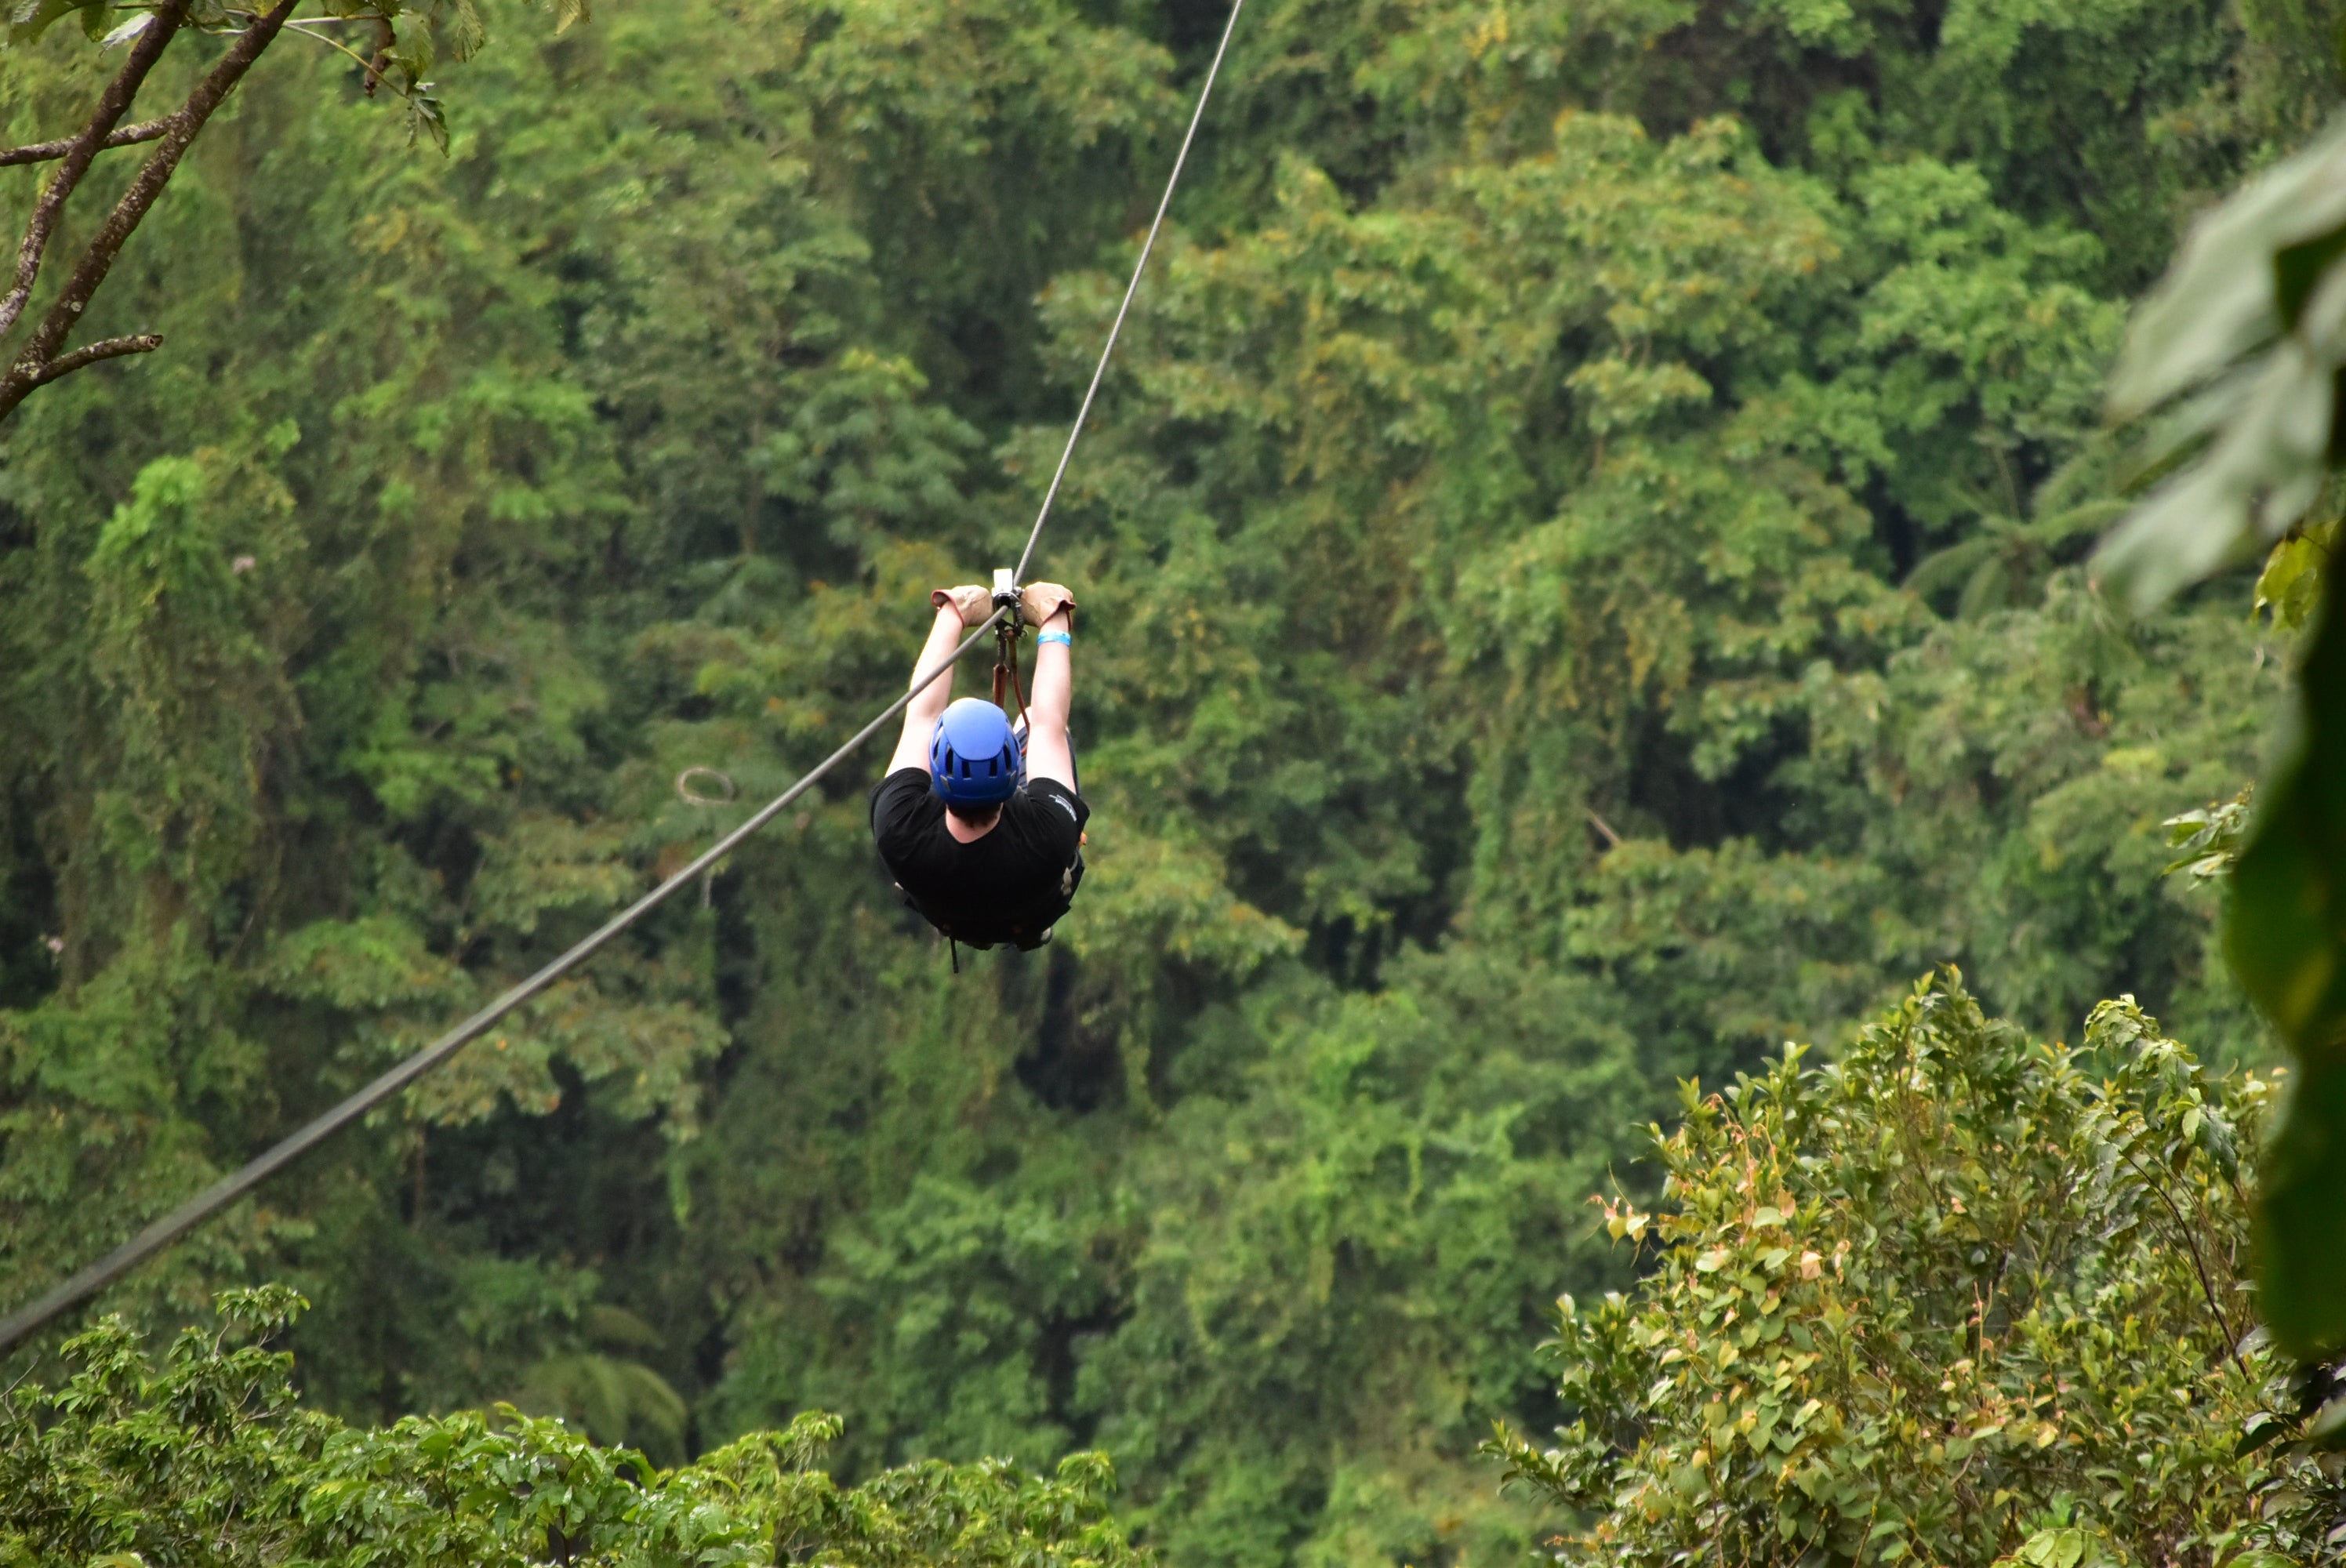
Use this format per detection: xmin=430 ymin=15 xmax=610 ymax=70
xmin=929 ymin=698 xmax=1022 ymax=808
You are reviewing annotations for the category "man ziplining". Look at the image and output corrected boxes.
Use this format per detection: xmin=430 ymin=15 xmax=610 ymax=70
xmin=871 ymin=580 xmax=1085 ymax=956
xmin=0 ymin=0 xmax=1246 ymax=1353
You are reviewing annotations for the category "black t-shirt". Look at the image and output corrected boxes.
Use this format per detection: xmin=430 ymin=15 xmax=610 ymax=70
xmin=870 ymin=768 xmax=1088 ymax=943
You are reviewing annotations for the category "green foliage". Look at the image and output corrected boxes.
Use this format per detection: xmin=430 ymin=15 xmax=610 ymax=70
xmin=2163 ymin=787 xmax=2253 ymax=884
xmin=513 ymin=1305 xmax=688 ymax=1464
xmin=0 ymin=0 xmax=568 ymax=158
xmin=1 ymin=0 xmax=2336 ymax=1560
xmin=0 ymin=1285 xmax=1146 ymax=1568
xmin=1488 ymin=974 xmax=2342 ymax=1566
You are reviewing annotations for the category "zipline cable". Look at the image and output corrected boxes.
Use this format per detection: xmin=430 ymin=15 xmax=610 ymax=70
xmin=0 ymin=612 xmax=1010 ymax=1356
xmin=0 ymin=0 xmax=1245 ymax=1361
xmin=1012 ymin=0 xmax=1245 ymax=587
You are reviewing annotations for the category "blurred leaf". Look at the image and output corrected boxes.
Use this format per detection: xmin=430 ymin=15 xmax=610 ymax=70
xmin=2098 ymin=115 xmax=2346 ymax=608
xmin=5 ymin=0 xmax=89 ymax=45
xmin=2236 ymin=569 xmax=2346 ymax=1356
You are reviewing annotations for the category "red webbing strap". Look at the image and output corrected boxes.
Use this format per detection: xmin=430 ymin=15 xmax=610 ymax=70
xmin=992 ymin=622 xmax=1029 ymax=725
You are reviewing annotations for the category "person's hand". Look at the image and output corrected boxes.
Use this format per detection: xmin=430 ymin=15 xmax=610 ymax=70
xmin=932 ymin=584 xmax=992 ymax=626
xmin=1020 ymin=581 xmax=1076 ymax=628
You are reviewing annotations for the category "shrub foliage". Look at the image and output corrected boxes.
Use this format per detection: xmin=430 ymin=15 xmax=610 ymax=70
xmin=1492 ymin=974 xmax=2346 ymax=1567
xmin=0 ymin=1287 xmax=1144 ymax=1568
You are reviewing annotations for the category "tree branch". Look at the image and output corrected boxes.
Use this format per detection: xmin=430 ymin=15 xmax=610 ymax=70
xmin=2118 ymin=1144 xmax=2246 ymax=1374
xmin=0 ymin=0 xmax=298 ymax=422
xmin=0 ymin=118 xmax=173 ymax=170
xmin=29 ymin=332 xmax=164 ymax=385
xmin=0 ymin=0 xmax=191 ymax=340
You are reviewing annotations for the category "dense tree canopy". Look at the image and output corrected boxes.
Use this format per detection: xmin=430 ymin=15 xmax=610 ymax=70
xmin=3 ymin=1 xmax=2341 ymax=1564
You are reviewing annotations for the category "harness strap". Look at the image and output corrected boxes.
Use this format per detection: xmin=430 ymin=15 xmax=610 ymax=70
xmin=990 ymin=620 xmax=1029 ymax=727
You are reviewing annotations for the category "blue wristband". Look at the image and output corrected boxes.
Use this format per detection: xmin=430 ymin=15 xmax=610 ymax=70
xmin=1037 ymin=630 xmax=1073 ymax=648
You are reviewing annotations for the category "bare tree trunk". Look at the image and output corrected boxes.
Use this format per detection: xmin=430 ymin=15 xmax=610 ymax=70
xmin=0 ymin=0 xmax=300 ymax=422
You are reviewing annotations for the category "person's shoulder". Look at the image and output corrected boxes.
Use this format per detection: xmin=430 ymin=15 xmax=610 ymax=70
xmin=875 ymin=765 xmax=932 ymax=799
xmin=1019 ymin=779 xmax=1088 ymax=833
xmin=872 ymin=767 xmax=939 ymax=833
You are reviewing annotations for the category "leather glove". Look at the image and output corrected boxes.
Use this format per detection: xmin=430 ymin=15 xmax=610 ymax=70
xmin=932 ymin=584 xmax=992 ymax=626
xmin=1019 ymin=581 xmax=1077 ymax=629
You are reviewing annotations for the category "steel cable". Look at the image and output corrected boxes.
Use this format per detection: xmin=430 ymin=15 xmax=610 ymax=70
xmin=1011 ymin=0 xmax=1245 ymax=586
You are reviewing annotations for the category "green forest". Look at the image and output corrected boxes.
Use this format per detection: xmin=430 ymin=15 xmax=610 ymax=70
xmin=10 ymin=0 xmax=2346 ymax=1563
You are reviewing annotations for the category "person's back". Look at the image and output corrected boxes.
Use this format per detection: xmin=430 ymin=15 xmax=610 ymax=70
xmin=871 ymin=753 xmax=1084 ymax=948
xmin=870 ymin=581 xmax=1084 ymax=953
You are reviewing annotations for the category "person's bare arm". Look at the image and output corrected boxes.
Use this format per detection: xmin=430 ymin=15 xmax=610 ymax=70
xmin=1022 ymin=586 xmax=1077 ymax=793
xmin=888 ymin=589 xmax=986 ymax=775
